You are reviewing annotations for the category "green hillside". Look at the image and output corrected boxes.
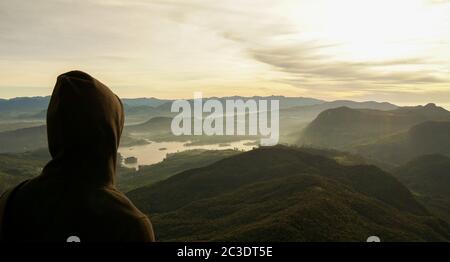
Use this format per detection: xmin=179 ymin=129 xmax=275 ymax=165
xmin=125 ymin=116 xmax=173 ymax=135
xmin=394 ymin=154 xmax=450 ymax=222
xmin=355 ymin=121 xmax=450 ymax=165
xmin=0 ymin=125 xmax=47 ymax=153
xmin=299 ymin=104 xmax=450 ymax=151
xmin=128 ymin=146 xmax=450 ymax=241
xmin=0 ymin=149 xmax=50 ymax=194
xmin=117 ymin=149 xmax=241 ymax=192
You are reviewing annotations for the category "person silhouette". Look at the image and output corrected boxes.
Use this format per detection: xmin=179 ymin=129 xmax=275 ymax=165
xmin=0 ymin=71 xmax=155 ymax=242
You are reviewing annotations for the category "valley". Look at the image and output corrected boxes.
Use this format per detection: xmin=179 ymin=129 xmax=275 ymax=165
xmin=1 ymin=96 xmax=449 ymax=241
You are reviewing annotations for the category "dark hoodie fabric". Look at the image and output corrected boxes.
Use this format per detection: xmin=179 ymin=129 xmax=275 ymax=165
xmin=0 ymin=71 xmax=155 ymax=242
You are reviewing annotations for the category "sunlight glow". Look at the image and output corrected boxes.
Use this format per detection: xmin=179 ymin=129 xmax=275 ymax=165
xmin=288 ymin=0 xmax=448 ymax=61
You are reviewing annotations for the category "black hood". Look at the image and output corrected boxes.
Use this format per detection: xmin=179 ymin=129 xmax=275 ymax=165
xmin=43 ymin=70 xmax=124 ymax=187
xmin=0 ymin=71 xmax=155 ymax=242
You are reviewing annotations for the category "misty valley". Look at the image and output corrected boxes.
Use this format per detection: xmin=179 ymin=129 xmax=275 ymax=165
xmin=1 ymin=96 xmax=450 ymax=241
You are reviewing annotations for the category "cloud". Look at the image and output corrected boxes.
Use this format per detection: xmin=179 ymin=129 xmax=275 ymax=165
xmin=246 ymin=42 xmax=447 ymax=90
xmin=0 ymin=0 xmax=449 ymax=104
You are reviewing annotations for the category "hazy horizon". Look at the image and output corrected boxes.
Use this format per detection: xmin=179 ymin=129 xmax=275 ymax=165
xmin=1 ymin=93 xmax=449 ymax=110
xmin=1 ymin=0 xmax=450 ymax=107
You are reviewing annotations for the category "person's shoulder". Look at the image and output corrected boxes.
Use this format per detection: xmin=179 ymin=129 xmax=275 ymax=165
xmin=89 ymin=187 xmax=147 ymax=219
xmin=90 ymin=187 xmax=155 ymax=241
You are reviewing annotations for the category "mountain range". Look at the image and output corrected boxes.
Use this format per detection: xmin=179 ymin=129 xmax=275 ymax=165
xmin=0 ymin=96 xmax=400 ymax=153
xmin=299 ymin=103 xmax=450 ymax=166
xmin=127 ymin=146 xmax=450 ymax=241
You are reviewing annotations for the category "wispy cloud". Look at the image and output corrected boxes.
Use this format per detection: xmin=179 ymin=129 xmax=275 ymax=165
xmin=247 ymin=42 xmax=445 ymax=88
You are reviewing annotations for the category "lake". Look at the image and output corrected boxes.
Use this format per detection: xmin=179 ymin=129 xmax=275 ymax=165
xmin=118 ymin=140 xmax=257 ymax=169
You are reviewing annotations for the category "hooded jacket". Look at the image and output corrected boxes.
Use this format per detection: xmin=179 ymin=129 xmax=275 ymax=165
xmin=0 ymin=71 xmax=155 ymax=242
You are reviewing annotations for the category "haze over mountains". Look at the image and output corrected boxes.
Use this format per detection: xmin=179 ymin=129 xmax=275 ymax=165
xmin=299 ymin=103 xmax=450 ymax=166
xmin=1 ymin=95 xmax=449 ymax=241
xmin=0 ymin=95 xmax=322 ymax=119
xmin=0 ymin=95 xmax=398 ymax=152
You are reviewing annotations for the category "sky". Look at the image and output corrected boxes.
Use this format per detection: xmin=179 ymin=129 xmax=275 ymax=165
xmin=1 ymin=0 xmax=450 ymax=107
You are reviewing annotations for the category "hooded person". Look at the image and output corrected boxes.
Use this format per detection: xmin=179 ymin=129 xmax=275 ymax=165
xmin=0 ymin=71 xmax=155 ymax=242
